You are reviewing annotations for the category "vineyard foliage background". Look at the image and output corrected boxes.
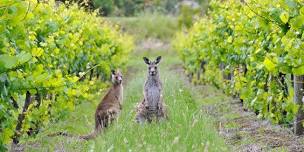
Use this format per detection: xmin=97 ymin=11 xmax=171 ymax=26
xmin=174 ymin=0 xmax=304 ymax=125
xmin=3 ymin=0 xmax=304 ymax=150
xmin=0 ymin=0 xmax=133 ymax=150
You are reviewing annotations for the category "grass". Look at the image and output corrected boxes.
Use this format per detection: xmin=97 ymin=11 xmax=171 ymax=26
xmin=21 ymin=48 xmax=229 ymax=151
xmin=106 ymin=13 xmax=178 ymax=42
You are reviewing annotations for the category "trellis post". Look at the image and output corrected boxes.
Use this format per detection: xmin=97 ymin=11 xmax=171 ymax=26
xmin=294 ymin=75 xmax=304 ymax=135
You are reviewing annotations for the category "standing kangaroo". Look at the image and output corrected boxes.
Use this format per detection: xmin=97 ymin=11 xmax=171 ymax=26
xmin=47 ymin=70 xmax=123 ymax=139
xmin=80 ymin=69 xmax=123 ymax=140
xmin=135 ymin=56 xmax=167 ymax=123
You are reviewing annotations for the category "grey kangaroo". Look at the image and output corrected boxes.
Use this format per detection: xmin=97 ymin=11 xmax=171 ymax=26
xmin=135 ymin=56 xmax=167 ymax=123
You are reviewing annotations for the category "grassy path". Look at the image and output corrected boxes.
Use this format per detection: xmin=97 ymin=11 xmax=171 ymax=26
xmin=92 ymin=50 xmax=228 ymax=151
xmin=22 ymin=46 xmax=229 ymax=151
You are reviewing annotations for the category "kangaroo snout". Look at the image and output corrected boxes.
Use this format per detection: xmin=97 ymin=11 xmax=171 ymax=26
xmin=149 ymin=71 xmax=156 ymax=76
xmin=117 ymin=76 xmax=122 ymax=83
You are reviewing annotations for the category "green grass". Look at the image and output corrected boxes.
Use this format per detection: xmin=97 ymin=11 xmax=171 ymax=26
xmin=21 ymin=49 xmax=229 ymax=151
xmin=106 ymin=13 xmax=178 ymax=42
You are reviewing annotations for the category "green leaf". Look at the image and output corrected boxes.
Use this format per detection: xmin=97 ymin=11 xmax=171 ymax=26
xmin=32 ymin=48 xmax=44 ymax=57
xmin=0 ymin=55 xmax=18 ymax=69
xmin=280 ymin=12 xmax=289 ymax=24
xmin=284 ymin=0 xmax=297 ymax=10
xmin=263 ymin=57 xmax=276 ymax=72
xmin=17 ymin=52 xmax=32 ymax=64
xmin=33 ymin=73 xmax=49 ymax=83
xmin=8 ymin=6 xmax=17 ymax=15
xmin=293 ymin=65 xmax=304 ymax=75
xmin=290 ymin=15 xmax=304 ymax=29
xmin=300 ymin=7 xmax=304 ymax=15
xmin=2 ymin=128 xmax=14 ymax=144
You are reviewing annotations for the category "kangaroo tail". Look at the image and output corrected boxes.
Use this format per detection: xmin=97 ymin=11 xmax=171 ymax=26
xmin=47 ymin=131 xmax=74 ymax=137
xmin=79 ymin=130 xmax=99 ymax=140
xmin=48 ymin=131 xmax=98 ymax=140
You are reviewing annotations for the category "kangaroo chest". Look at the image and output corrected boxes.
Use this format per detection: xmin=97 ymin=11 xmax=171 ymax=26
xmin=145 ymin=84 xmax=161 ymax=103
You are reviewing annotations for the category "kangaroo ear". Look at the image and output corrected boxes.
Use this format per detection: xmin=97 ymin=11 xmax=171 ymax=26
xmin=143 ymin=57 xmax=150 ymax=65
xmin=111 ymin=69 xmax=116 ymax=75
xmin=155 ymin=56 xmax=162 ymax=64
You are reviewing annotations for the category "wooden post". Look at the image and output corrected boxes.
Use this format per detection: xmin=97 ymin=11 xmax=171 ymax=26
xmin=197 ymin=60 xmax=207 ymax=81
xmin=188 ymin=73 xmax=193 ymax=82
xmin=229 ymin=68 xmax=234 ymax=82
xmin=12 ymin=91 xmax=32 ymax=144
xmin=89 ymin=68 xmax=94 ymax=80
xmin=294 ymin=75 xmax=304 ymax=135
xmin=219 ymin=63 xmax=227 ymax=80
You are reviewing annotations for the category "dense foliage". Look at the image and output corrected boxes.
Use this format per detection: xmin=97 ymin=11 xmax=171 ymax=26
xmin=0 ymin=0 xmax=133 ymax=150
xmin=174 ymin=0 xmax=304 ymax=125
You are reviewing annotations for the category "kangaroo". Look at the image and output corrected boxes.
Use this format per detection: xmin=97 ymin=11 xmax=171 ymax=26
xmin=80 ymin=69 xmax=123 ymax=140
xmin=47 ymin=70 xmax=123 ymax=140
xmin=135 ymin=56 xmax=167 ymax=123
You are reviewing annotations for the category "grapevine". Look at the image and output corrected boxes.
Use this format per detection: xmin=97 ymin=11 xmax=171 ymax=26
xmin=0 ymin=0 xmax=133 ymax=150
xmin=174 ymin=0 xmax=304 ymax=126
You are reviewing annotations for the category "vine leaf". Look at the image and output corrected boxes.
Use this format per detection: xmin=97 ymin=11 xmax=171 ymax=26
xmin=0 ymin=55 xmax=18 ymax=69
xmin=290 ymin=15 xmax=304 ymax=29
xmin=263 ymin=57 xmax=276 ymax=72
xmin=293 ymin=65 xmax=304 ymax=76
xmin=280 ymin=12 xmax=289 ymax=24
xmin=17 ymin=52 xmax=32 ymax=64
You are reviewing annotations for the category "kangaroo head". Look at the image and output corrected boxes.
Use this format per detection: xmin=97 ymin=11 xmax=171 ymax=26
xmin=143 ymin=56 xmax=162 ymax=76
xmin=111 ymin=69 xmax=123 ymax=85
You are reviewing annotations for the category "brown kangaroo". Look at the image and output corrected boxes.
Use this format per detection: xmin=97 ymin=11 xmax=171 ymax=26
xmin=135 ymin=56 xmax=167 ymax=123
xmin=47 ymin=70 xmax=123 ymax=139
xmin=80 ymin=69 xmax=123 ymax=140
